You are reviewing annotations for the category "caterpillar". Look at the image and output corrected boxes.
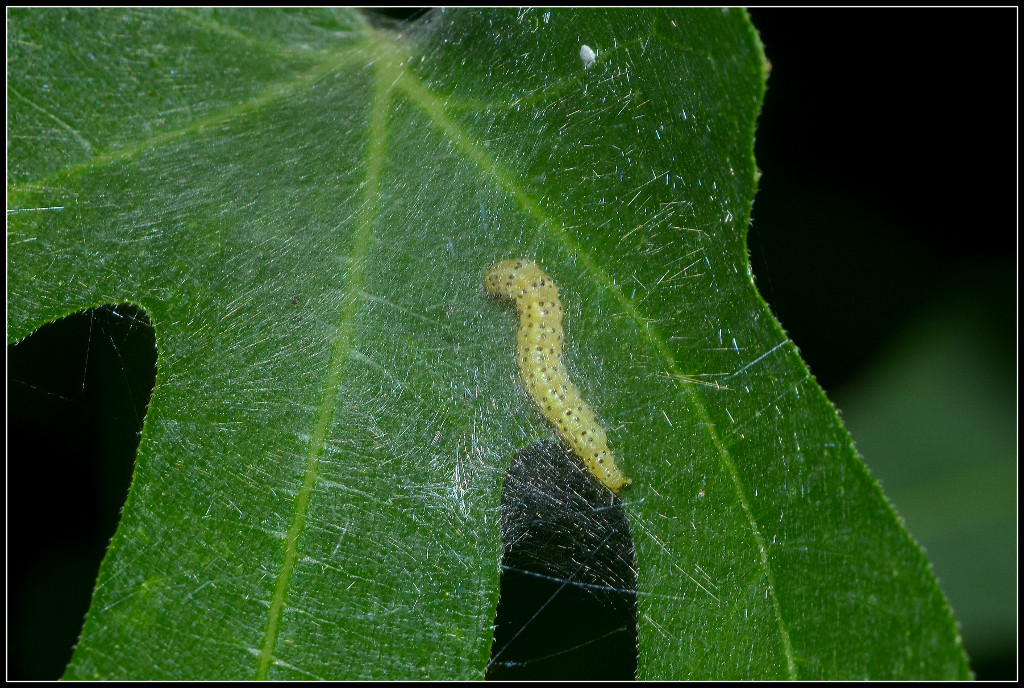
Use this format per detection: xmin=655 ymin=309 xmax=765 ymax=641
xmin=484 ymin=259 xmax=630 ymax=493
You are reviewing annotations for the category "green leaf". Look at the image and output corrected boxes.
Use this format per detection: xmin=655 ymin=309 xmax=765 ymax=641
xmin=7 ymin=7 xmax=969 ymax=680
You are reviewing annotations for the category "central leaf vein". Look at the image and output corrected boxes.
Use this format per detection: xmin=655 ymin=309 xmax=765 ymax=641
xmin=256 ymin=53 xmax=398 ymax=679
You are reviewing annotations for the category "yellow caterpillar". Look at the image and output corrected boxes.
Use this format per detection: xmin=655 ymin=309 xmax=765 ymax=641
xmin=484 ymin=259 xmax=630 ymax=493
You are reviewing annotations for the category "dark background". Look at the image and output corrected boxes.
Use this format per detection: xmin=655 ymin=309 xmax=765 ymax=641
xmin=748 ymin=8 xmax=1015 ymax=394
xmin=7 ymin=8 xmax=1016 ymax=680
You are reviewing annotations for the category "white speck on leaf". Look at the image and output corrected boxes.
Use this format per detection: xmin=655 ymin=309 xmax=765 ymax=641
xmin=580 ymin=44 xmax=596 ymax=69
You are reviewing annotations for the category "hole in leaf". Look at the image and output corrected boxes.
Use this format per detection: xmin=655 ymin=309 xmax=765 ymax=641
xmin=7 ymin=304 xmax=157 ymax=679
xmin=487 ymin=440 xmax=638 ymax=680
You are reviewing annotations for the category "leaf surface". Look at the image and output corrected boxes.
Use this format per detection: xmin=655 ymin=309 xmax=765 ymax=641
xmin=6 ymin=7 xmax=969 ymax=679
